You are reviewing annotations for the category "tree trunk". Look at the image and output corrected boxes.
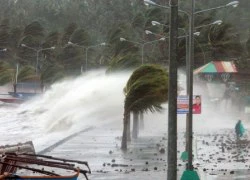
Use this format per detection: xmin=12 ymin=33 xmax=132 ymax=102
xmin=132 ymin=111 xmax=139 ymax=139
xmin=41 ymin=80 xmax=45 ymax=93
xmin=139 ymin=112 xmax=144 ymax=130
xmin=13 ymin=84 xmax=17 ymax=94
xmin=121 ymin=110 xmax=129 ymax=150
xmin=127 ymin=112 xmax=131 ymax=142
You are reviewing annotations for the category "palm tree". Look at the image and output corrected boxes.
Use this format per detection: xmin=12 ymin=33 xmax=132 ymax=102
xmin=121 ymin=64 xmax=168 ymax=150
xmin=207 ymin=23 xmax=243 ymax=59
xmin=106 ymin=54 xmax=140 ymax=73
xmin=0 ymin=62 xmax=38 ymax=93
xmin=0 ymin=61 xmax=14 ymax=85
xmin=40 ymin=64 xmax=65 ymax=86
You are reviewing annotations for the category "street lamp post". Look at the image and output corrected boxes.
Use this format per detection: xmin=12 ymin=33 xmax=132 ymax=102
xmin=68 ymin=42 xmax=106 ymax=73
xmin=167 ymin=0 xmax=178 ymax=179
xmin=187 ymin=1 xmax=238 ymax=172
xmin=120 ymin=37 xmax=165 ymax=64
xmin=146 ymin=28 xmax=198 ymax=164
xmin=21 ymin=44 xmax=55 ymax=75
xmin=85 ymin=43 xmax=106 ymax=72
xmin=144 ymin=0 xmax=239 ymax=178
xmin=67 ymin=42 xmax=85 ymax=73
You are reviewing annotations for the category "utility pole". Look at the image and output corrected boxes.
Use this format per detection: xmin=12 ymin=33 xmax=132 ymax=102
xmin=167 ymin=0 xmax=178 ymax=179
xmin=187 ymin=0 xmax=195 ymax=171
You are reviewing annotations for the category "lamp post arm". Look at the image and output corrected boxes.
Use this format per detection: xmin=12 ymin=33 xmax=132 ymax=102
xmin=39 ymin=47 xmax=55 ymax=52
xmin=194 ymin=5 xmax=230 ymax=15
xmin=143 ymin=38 xmax=165 ymax=45
xmin=23 ymin=46 xmax=38 ymax=52
xmin=71 ymin=43 xmax=85 ymax=48
xmin=195 ymin=21 xmax=222 ymax=29
xmin=23 ymin=46 xmax=54 ymax=53
xmin=195 ymin=23 xmax=212 ymax=29
xmin=88 ymin=44 xmax=101 ymax=49
xmin=146 ymin=1 xmax=170 ymax=9
xmin=125 ymin=40 xmax=142 ymax=46
xmin=179 ymin=9 xmax=191 ymax=17
xmin=178 ymin=35 xmax=188 ymax=39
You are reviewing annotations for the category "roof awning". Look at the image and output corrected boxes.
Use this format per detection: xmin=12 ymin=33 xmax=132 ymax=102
xmin=194 ymin=61 xmax=238 ymax=75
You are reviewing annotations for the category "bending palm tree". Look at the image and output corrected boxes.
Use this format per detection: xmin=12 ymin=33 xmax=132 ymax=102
xmin=121 ymin=64 xmax=168 ymax=150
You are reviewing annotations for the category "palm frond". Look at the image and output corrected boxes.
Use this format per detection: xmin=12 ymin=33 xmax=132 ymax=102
xmin=124 ymin=64 xmax=168 ymax=113
xmin=106 ymin=54 xmax=140 ymax=73
xmin=0 ymin=61 xmax=15 ymax=85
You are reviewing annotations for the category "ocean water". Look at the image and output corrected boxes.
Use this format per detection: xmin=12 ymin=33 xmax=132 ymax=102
xmin=0 ymin=69 xmax=132 ymax=151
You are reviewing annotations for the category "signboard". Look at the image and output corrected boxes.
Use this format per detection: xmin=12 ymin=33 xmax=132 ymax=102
xmin=177 ymin=95 xmax=201 ymax=114
xmin=177 ymin=96 xmax=189 ymax=114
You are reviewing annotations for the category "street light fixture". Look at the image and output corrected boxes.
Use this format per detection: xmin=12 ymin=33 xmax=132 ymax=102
xmin=21 ymin=44 xmax=55 ymax=75
xmin=213 ymin=20 xmax=223 ymax=25
xmin=120 ymin=37 xmax=165 ymax=64
xmin=67 ymin=41 xmax=76 ymax=46
xmin=119 ymin=38 xmax=126 ymax=42
xmin=145 ymin=30 xmax=153 ymax=35
xmin=151 ymin=21 xmax=161 ymax=26
xmin=226 ymin=1 xmax=239 ymax=7
xmin=144 ymin=0 xmax=156 ymax=6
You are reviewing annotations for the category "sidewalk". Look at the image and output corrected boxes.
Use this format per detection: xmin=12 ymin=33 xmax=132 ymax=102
xmin=43 ymin=119 xmax=187 ymax=179
xmin=41 ymin=118 xmax=250 ymax=180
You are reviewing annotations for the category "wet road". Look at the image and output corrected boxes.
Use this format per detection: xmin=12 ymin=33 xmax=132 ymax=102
xmin=39 ymin=120 xmax=250 ymax=180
